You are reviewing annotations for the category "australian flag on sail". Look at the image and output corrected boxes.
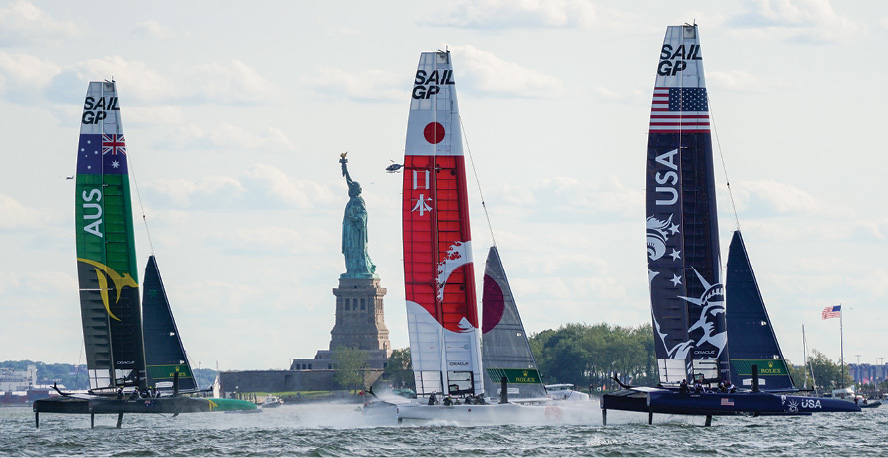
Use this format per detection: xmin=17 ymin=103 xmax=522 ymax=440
xmin=649 ymin=87 xmax=710 ymax=133
xmin=76 ymin=134 xmax=128 ymax=175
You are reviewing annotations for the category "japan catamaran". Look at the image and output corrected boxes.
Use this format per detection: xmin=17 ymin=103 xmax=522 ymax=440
xmin=599 ymin=24 xmax=859 ymax=425
xmin=364 ymin=51 xmax=590 ymax=424
xmin=33 ymin=81 xmax=256 ymax=429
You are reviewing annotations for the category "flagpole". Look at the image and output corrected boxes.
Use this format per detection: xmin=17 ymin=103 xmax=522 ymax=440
xmin=802 ymin=324 xmax=808 ymax=389
xmin=839 ymin=303 xmax=845 ymax=388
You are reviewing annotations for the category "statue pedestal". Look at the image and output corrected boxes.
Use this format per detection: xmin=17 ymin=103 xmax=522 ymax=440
xmin=290 ymin=276 xmax=391 ymax=371
xmin=327 ymin=276 xmax=391 ymax=369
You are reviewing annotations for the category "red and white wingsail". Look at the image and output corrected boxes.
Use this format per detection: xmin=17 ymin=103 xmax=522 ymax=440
xmin=402 ymin=51 xmax=482 ymax=396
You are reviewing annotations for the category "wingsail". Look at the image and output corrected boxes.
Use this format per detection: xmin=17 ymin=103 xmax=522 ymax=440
xmin=725 ymin=231 xmax=796 ymax=392
xmin=481 ymin=247 xmax=547 ymax=399
xmin=644 ymin=25 xmax=729 ymax=383
xmin=401 ymin=51 xmax=482 ymax=396
xmin=74 ymin=81 xmax=146 ymax=391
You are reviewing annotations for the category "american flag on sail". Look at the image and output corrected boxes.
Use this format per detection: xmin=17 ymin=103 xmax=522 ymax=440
xmin=822 ymin=305 xmax=841 ymax=320
xmin=649 ymin=87 xmax=710 ymax=133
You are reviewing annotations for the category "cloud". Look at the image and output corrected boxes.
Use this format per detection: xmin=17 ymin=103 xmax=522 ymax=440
xmin=0 ymin=51 xmax=58 ymax=101
xmin=206 ymin=225 xmax=338 ymax=257
xmin=181 ymin=60 xmax=278 ymax=105
xmin=430 ymin=0 xmax=596 ymax=29
xmin=148 ymin=175 xmax=246 ymax=208
xmin=731 ymin=0 xmax=857 ymax=44
xmin=45 ymin=56 xmax=171 ymax=105
xmin=145 ymin=163 xmax=337 ymax=211
xmin=242 ymin=163 xmax=338 ymax=209
xmin=497 ymin=176 xmax=642 ymax=220
xmin=132 ymin=20 xmax=175 ymax=40
xmin=0 ymin=194 xmax=50 ymax=229
xmin=159 ymin=122 xmax=295 ymax=152
xmin=45 ymin=58 xmax=279 ymax=106
xmin=305 ymin=67 xmax=403 ymax=102
xmin=450 ymin=44 xmax=566 ymax=98
xmin=707 ymin=70 xmax=768 ymax=93
xmin=730 ymin=179 xmax=818 ymax=215
xmin=0 ymin=0 xmax=80 ymax=46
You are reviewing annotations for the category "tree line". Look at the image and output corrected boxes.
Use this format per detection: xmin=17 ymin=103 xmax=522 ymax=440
xmin=0 ymin=360 xmax=218 ymax=391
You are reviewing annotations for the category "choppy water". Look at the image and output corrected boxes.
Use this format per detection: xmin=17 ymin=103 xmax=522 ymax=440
xmin=2 ymin=400 xmax=886 ymax=456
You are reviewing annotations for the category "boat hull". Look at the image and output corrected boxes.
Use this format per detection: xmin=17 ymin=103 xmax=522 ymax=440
xmin=602 ymin=389 xmax=861 ymax=416
xmin=394 ymin=401 xmax=592 ymax=424
xmin=33 ymin=396 xmax=256 ymax=414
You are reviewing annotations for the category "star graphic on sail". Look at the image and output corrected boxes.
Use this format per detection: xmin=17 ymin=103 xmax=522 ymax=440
xmin=646 ymin=214 xmax=677 ymax=261
xmin=670 ymin=274 xmax=682 ymax=286
xmin=669 ymin=249 xmax=681 ymax=261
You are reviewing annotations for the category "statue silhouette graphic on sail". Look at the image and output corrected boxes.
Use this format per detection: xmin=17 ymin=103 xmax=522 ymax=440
xmin=339 ymin=152 xmax=377 ymax=278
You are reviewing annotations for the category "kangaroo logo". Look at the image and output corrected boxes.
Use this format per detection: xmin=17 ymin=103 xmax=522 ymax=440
xmin=78 ymin=257 xmax=138 ymax=322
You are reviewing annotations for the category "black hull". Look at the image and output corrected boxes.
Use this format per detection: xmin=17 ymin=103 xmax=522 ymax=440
xmin=34 ymin=396 xmax=218 ymax=414
xmin=601 ymin=388 xmax=861 ymax=417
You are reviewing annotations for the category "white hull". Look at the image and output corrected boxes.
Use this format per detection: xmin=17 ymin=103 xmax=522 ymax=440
xmin=390 ymin=401 xmax=597 ymax=425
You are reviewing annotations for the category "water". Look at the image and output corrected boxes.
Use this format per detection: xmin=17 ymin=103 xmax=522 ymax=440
xmin=2 ymin=401 xmax=886 ymax=456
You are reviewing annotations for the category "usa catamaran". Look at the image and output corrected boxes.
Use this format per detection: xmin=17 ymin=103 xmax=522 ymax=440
xmin=600 ymin=24 xmax=859 ymax=425
xmin=33 ymin=81 xmax=256 ymax=428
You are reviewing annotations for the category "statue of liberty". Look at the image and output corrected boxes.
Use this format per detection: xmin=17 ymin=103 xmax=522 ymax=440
xmin=339 ymin=152 xmax=377 ymax=278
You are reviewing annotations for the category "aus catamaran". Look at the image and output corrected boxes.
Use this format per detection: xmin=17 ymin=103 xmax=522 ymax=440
xmin=33 ymin=81 xmax=256 ymax=429
xmin=600 ymin=24 xmax=859 ymax=425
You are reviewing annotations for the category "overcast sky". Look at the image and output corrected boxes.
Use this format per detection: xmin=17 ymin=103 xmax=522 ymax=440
xmin=1 ymin=0 xmax=886 ymax=372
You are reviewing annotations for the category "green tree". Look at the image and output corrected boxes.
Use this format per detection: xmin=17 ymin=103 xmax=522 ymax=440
xmin=529 ymin=322 xmax=656 ymax=389
xmin=806 ymin=349 xmax=853 ymax=390
xmin=331 ymin=346 xmax=367 ymax=393
xmin=382 ymin=348 xmax=414 ymax=390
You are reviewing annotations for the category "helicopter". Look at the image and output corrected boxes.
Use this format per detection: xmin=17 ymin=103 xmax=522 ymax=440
xmin=385 ymin=160 xmax=403 ymax=173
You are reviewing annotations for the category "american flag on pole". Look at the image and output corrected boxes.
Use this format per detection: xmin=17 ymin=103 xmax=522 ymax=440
xmin=650 ymin=87 xmax=710 ymax=133
xmin=822 ymin=305 xmax=841 ymax=320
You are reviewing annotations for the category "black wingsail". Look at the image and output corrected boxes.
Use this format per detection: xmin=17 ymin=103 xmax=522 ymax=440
xmin=726 ymin=231 xmax=796 ymax=392
xmin=645 ymin=25 xmax=729 ymax=384
xmin=142 ymin=255 xmax=198 ymax=392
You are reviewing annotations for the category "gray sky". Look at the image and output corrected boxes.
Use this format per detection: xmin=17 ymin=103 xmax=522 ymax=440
xmin=1 ymin=0 xmax=886 ymax=371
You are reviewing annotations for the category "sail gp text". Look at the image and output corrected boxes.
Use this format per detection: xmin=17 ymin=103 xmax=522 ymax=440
xmin=82 ymin=96 xmax=120 ymax=124
xmin=658 ymin=44 xmax=702 ymax=76
xmin=412 ymin=69 xmax=455 ymax=99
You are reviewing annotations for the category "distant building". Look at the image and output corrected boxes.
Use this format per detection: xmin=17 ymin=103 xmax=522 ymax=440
xmin=0 ymin=365 xmax=37 ymax=392
xmin=849 ymin=363 xmax=888 ymax=385
xmin=0 ymin=365 xmax=55 ymax=405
